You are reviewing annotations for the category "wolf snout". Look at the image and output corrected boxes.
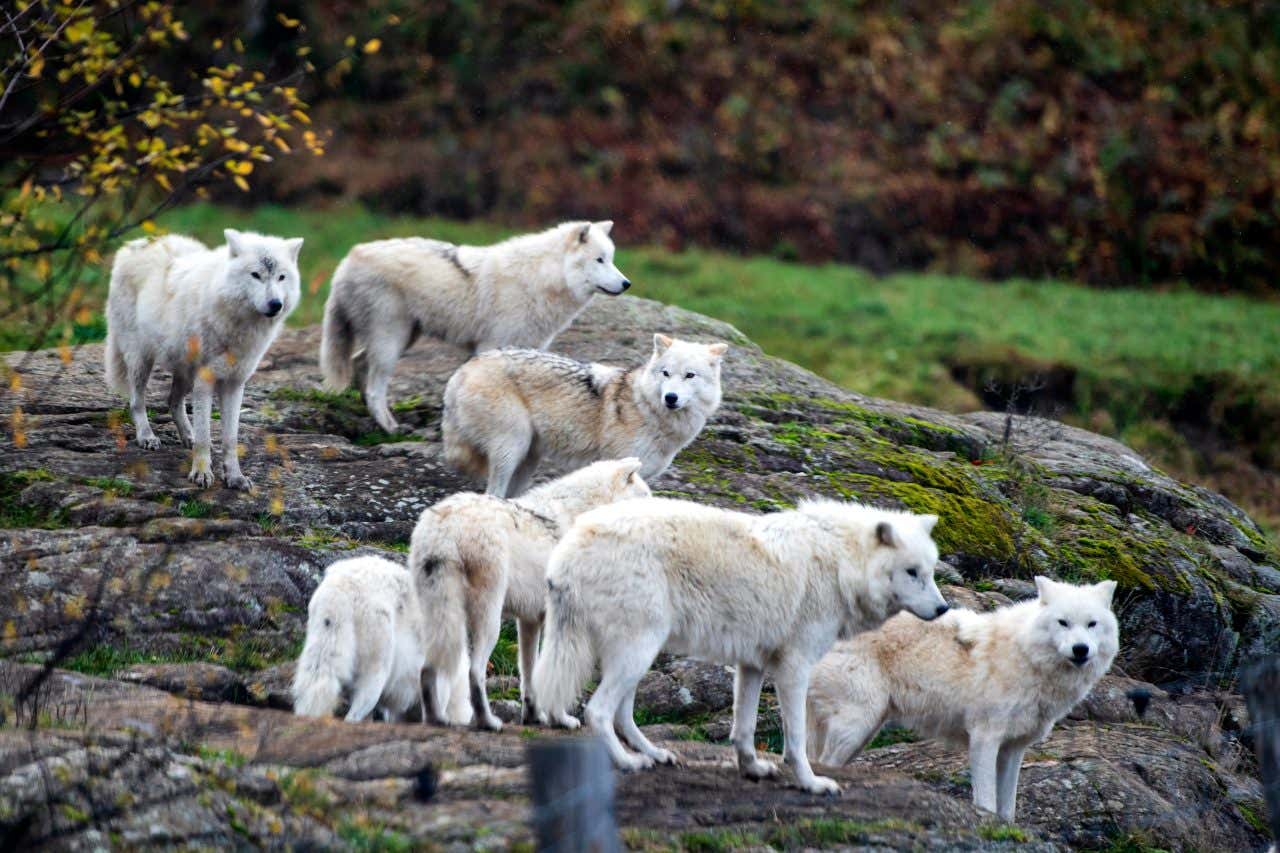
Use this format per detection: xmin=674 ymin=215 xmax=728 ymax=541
xmin=664 ymin=392 xmax=680 ymax=409
xmin=1070 ymin=643 xmax=1091 ymax=665
xmin=264 ymin=298 xmax=284 ymax=317
xmin=621 ymin=278 xmax=632 ymax=291
xmin=934 ymin=603 xmax=950 ymax=618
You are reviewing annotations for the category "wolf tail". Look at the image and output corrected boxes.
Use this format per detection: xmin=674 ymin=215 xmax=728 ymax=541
xmin=319 ymin=277 xmax=355 ymax=391
xmin=531 ymin=570 xmax=594 ymax=720
xmin=103 ymin=329 xmax=128 ymax=395
xmin=291 ymin=595 xmax=355 ymax=718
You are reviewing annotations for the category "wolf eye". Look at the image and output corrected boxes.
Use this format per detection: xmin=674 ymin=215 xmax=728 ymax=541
xmin=1088 ymin=620 xmax=1097 ymax=628
xmin=277 ymin=273 xmax=285 ymax=281
xmin=685 ymin=372 xmax=695 ymax=379
xmin=250 ymin=271 xmax=261 ymax=280
xmin=596 ymin=257 xmax=604 ymax=263
xmin=1057 ymin=619 xmax=1069 ymax=627
xmin=661 ymin=370 xmax=670 ymax=377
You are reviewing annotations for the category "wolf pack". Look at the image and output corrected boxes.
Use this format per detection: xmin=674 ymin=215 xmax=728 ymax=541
xmin=103 ymin=222 xmax=1121 ymax=819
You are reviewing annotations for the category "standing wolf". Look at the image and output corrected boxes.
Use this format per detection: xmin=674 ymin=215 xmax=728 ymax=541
xmin=105 ymin=229 xmax=302 ymax=490
xmin=531 ymin=498 xmax=949 ymax=793
xmin=807 ymin=576 xmax=1119 ymax=820
xmin=410 ymin=458 xmax=651 ymax=732
xmin=443 ymin=334 xmax=727 ymax=496
xmin=292 ymin=556 xmax=469 ymax=723
xmin=320 ymin=221 xmax=630 ymax=433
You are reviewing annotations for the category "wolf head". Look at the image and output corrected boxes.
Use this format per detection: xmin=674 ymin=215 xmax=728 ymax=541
xmin=564 ymin=221 xmax=630 ymax=298
xmin=223 ymin=229 xmax=303 ymax=320
xmin=1028 ymin=576 xmax=1119 ymax=671
xmin=806 ymin=503 xmax=949 ymax=629
xmin=534 ymin=457 xmax=651 ymax=515
xmin=639 ymin=334 xmax=728 ymax=414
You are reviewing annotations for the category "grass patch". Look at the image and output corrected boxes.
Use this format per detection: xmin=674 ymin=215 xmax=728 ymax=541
xmin=83 ymin=476 xmax=134 ymax=497
xmin=196 ymin=745 xmax=248 ymax=768
xmin=58 ymin=634 xmax=301 ymax=676
xmin=178 ymin=499 xmax=214 ymax=519
xmin=866 ymin=725 xmax=919 ymax=750
xmin=764 ymin=818 xmax=924 ymax=848
xmin=0 ymin=470 xmax=67 ymax=529
xmin=337 ymin=820 xmax=415 ymax=852
xmin=979 ymin=824 xmax=1031 ymax=843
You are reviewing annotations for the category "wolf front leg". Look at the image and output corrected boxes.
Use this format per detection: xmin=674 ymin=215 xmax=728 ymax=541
xmin=218 ymin=380 xmax=252 ymax=491
xmin=188 ymin=376 xmax=215 ymax=488
xmin=968 ymin=728 xmax=1003 ymax=814
xmin=995 ymin=740 xmax=1029 ymax=821
xmin=775 ymin=655 xmax=840 ymax=795
xmin=731 ymin=664 xmax=779 ymax=781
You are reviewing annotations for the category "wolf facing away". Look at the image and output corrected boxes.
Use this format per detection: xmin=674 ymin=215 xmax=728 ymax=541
xmin=104 ymin=229 xmax=302 ymax=490
xmin=292 ymin=556 xmax=470 ymax=724
xmin=443 ymin=334 xmax=727 ymax=497
xmin=409 ymin=458 xmax=651 ymax=732
xmin=320 ymin=221 xmax=630 ymax=433
xmin=531 ymin=498 xmax=949 ymax=793
xmin=807 ymin=576 xmax=1119 ymax=820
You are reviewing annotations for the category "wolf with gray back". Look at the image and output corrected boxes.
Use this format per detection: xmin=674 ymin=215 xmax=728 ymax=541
xmin=442 ymin=334 xmax=726 ymax=496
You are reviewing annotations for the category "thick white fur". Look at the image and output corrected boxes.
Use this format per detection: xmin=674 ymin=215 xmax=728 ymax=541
xmin=409 ymin=458 xmax=651 ymax=731
xmin=104 ymin=229 xmax=302 ymax=490
xmin=443 ymin=334 xmax=727 ymax=497
xmin=292 ymin=556 xmax=469 ymax=724
xmin=807 ymin=576 xmax=1119 ymax=820
xmin=321 ymin=221 xmax=629 ymax=433
xmin=532 ymin=497 xmax=948 ymax=793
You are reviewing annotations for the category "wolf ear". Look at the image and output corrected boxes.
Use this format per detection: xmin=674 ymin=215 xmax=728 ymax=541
xmin=578 ymin=224 xmax=592 ymax=244
xmin=1034 ymin=575 xmax=1055 ymax=603
xmin=918 ymin=513 xmax=939 ymax=535
xmin=595 ymin=220 xmax=614 ymax=236
xmin=224 ymin=229 xmax=245 ymax=258
xmin=617 ymin=457 xmax=644 ymax=483
xmin=653 ymin=333 xmax=674 ymax=353
xmin=284 ymin=237 xmax=304 ymax=264
xmin=875 ymin=521 xmax=897 ymax=549
xmin=1094 ymin=579 xmax=1118 ymax=607
xmin=706 ymin=342 xmax=728 ymax=359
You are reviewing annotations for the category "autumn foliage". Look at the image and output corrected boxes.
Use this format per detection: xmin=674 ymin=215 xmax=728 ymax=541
xmin=275 ymin=0 xmax=1280 ymax=292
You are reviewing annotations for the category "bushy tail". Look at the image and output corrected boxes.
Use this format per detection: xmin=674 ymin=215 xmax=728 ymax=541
xmin=319 ymin=282 xmax=355 ymax=391
xmin=292 ymin=598 xmax=355 ymax=717
xmin=103 ymin=329 xmax=128 ymax=395
xmin=531 ymin=577 xmax=594 ymax=719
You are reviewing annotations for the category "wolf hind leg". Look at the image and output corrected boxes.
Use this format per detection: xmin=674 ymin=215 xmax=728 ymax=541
xmin=615 ymin=689 xmax=679 ymax=765
xmin=586 ymin=631 xmax=665 ymax=771
xmin=128 ymin=354 xmax=159 ymax=449
xmin=360 ymin=320 xmax=412 ymax=434
xmin=504 ymin=446 xmax=541 ymax=498
xmin=168 ymin=372 xmax=193 ymax=448
xmin=815 ymin=701 xmax=888 ymax=765
xmin=345 ymin=656 xmax=393 ymax=722
xmin=483 ymin=425 xmax=533 ymax=498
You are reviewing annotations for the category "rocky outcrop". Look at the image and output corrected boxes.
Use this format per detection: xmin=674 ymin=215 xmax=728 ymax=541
xmin=2 ymin=296 xmax=1276 ymax=849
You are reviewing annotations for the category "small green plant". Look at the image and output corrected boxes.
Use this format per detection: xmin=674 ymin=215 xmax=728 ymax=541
xmin=196 ymin=745 xmax=248 ymax=768
xmin=337 ymin=820 xmax=415 ymax=852
xmin=866 ymin=725 xmax=918 ymax=749
xmin=979 ymin=824 xmax=1031 ymax=843
xmin=83 ymin=477 xmax=134 ymax=497
xmin=179 ymin=499 xmax=214 ymax=519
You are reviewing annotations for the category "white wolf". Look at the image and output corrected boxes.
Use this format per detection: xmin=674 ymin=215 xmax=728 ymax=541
xmin=443 ymin=334 xmax=727 ymax=497
xmin=807 ymin=576 xmax=1119 ymax=820
xmin=409 ymin=458 xmax=651 ymax=732
xmin=292 ymin=555 xmax=469 ymax=724
xmin=104 ymin=229 xmax=302 ymax=490
xmin=531 ymin=497 xmax=949 ymax=793
xmin=320 ymin=221 xmax=630 ymax=433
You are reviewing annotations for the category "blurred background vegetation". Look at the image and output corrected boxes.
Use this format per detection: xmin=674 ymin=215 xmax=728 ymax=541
xmin=2 ymin=0 xmax=1278 ymax=532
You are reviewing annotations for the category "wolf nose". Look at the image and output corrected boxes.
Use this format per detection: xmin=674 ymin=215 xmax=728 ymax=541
xmin=621 ymin=279 xmax=632 ymax=291
xmin=1071 ymin=643 xmax=1090 ymax=660
xmin=265 ymin=299 xmax=283 ymax=317
xmin=664 ymin=393 xmax=678 ymax=409
xmin=934 ymin=603 xmax=949 ymax=618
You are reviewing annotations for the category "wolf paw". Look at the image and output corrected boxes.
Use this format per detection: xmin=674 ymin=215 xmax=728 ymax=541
xmin=797 ymin=775 xmax=841 ymax=796
xmin=477 ymin=715 xmax=503 ymax=733
xmin=188 ymin=468 xmax=215 ymax=489
xmin=553 ymin=712 xmax=581 ymax=730
xmin=225 ymin=473 xmax=253 ymax=491
xmin=649 ymin=747 xmax=681 ymax=766
xmin=177 ymin=433 xmax=193 ymax=449
xmin=136 ymin=434 xmax=161 ymax=450
xmin=740 ymin=758 xmax=780 ymax=781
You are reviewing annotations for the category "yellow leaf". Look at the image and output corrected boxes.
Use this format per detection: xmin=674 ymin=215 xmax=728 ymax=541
xmin=129 ymin=72 xmax=141 ymax=87
xmin=154 ymin=173 xmax=172 ymax=192
xmin=141 ymin=220 xmax=157 ymax=233
xmin=363 ymin=39 xmax=382 ymax=54
xmin=28 ymin=55 xmax=44 ymax=79
xmin=276 ymin=13 xmax=300 ymax=28
xmin=233 ymin=175 xmax=250 ymax=192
